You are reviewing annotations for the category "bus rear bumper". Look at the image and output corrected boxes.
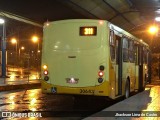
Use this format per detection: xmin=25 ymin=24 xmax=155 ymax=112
xmin=40 ymin=80 xmax=110 ymax=96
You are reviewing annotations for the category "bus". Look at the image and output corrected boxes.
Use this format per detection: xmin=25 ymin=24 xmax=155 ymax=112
xmin=41 ymin=19 xmax=151 ymax=99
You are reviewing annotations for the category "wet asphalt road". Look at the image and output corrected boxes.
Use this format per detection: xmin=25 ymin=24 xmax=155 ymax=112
xmin=0 ymin=88 xmax=118 ymax=120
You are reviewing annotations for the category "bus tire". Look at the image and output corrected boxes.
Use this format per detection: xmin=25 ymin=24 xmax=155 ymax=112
xmin=125 ymin=80 xmax=130 ymax=99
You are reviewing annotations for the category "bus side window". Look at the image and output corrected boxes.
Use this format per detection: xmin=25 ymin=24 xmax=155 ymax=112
xmin=129 ymin=40 xmax=135 ymax=63
xmin=143 ymin=47 xmax=147 ymax=64
xmin=122 ymin=37 xmax=129 ymax=62
xmin=138 ymin=45 xmax=142 ymax=65
xmin=110 ymin=30 xmax=115 ymax=61
xmin=134 ymin=42 xmax=138 ymax=65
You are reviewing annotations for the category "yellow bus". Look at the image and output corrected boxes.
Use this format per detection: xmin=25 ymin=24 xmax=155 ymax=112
xmin=41 ymin=19 xmax=150 ymax=99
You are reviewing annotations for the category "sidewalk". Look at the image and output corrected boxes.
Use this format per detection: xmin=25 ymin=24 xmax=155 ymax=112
xmin=0 ymin=77 xmax=41 ymax=91
xmin=84 ymin=86 xmax=160 ymax=120
xmin=83 ymin=78 xmax=160 ymax=120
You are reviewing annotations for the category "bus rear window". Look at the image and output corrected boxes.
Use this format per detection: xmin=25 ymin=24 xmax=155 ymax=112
xmin=80 ymin=26 xmax=97 ymax=36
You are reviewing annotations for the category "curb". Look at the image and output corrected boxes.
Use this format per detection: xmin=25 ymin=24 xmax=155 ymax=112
xmin=0 ymin=83 xmax=41 ymax=91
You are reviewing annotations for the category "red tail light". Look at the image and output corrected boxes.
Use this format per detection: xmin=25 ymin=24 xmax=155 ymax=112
xmin=44 ymin=70 xmax=48 ymax=75
xmin=98 ymin=71 xmax=104 ymax=77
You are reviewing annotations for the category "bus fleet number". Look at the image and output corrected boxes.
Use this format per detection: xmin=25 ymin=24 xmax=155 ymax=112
xmin=80 ymin=89 xmax=94 ymax=94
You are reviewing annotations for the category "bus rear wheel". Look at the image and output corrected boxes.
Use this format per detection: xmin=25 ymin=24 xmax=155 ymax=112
xmin=125 ymin=80 xmax=130 ymax=98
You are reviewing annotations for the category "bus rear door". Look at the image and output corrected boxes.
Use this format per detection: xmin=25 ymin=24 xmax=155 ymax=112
xmin=115 ymin=34 xmax=122 ymax=96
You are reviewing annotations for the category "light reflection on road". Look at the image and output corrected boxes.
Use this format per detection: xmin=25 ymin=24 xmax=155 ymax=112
xmin=7 ymin=67 xmax=40 ymax=80
xmin=0 ymin=88 xmax=113 ymax=120
xmin=0 ymin=89 xmax=41 ymax=112
xmin=0 ymin=89 xmax=77 ymax=119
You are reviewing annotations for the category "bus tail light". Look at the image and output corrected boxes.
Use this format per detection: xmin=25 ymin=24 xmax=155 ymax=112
xmin=98 ymin=71 xmax=104 ymax=77
xmin=99 ymin=65 xmax=105 ymax=71
xmin=98 ymin=78 xmax=103 ymax=83
xmin=98 ymin=65 xmax=104 ymax=83
xmin=44 ymin=76 xmax=49 ymax=81
xmin=43 ymin=65 xmax=48 ymax=70
xmin=44 ymin=70 xmax=48 ymax=75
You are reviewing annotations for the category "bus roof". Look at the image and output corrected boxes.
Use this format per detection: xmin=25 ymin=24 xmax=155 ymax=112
xmin=44 ymin=19 xmax=149 ymax=48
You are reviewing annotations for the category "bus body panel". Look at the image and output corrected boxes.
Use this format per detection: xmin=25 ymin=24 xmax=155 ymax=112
xmin=42 ymin=20 xmax=110 ymax=95
xmin=41 ymin=19 xmax=150 ymax=99
xmin=41 ymin=79 xmax=110 ymax=96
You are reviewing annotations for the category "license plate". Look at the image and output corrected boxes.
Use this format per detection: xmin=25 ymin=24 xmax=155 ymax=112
xmin=66 ymin=78 xmax=79 ymax=84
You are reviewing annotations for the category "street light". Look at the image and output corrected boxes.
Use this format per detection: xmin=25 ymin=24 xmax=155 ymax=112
xmin=21 ymin=46 xmax=25 ymax=50
xmin=11 ymin=38 xmax=18 ymax=67
xmin=148 ymin=26 xmax=158 ymax=35
xmin=0 ymin=19 xmax=4 ymax=24
xmin=31 ymin=35 xmax=40 ymax=77
xmin=0 ymin=18 xmax=6 ymax=77
xmin=11 ymin=38 xmax=17 ymax=44
xmin=31 ymin=35 xmax=40 ymax=52
xmin=19 ymin=46 xmax=25 ymax=59
xmin=11 ymin=38 xmax=18 ymax=55
xmin=18 ymin=46 xmax=25 ymax=68
xmin=32 ymin=35 xmax=39 ymax=43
